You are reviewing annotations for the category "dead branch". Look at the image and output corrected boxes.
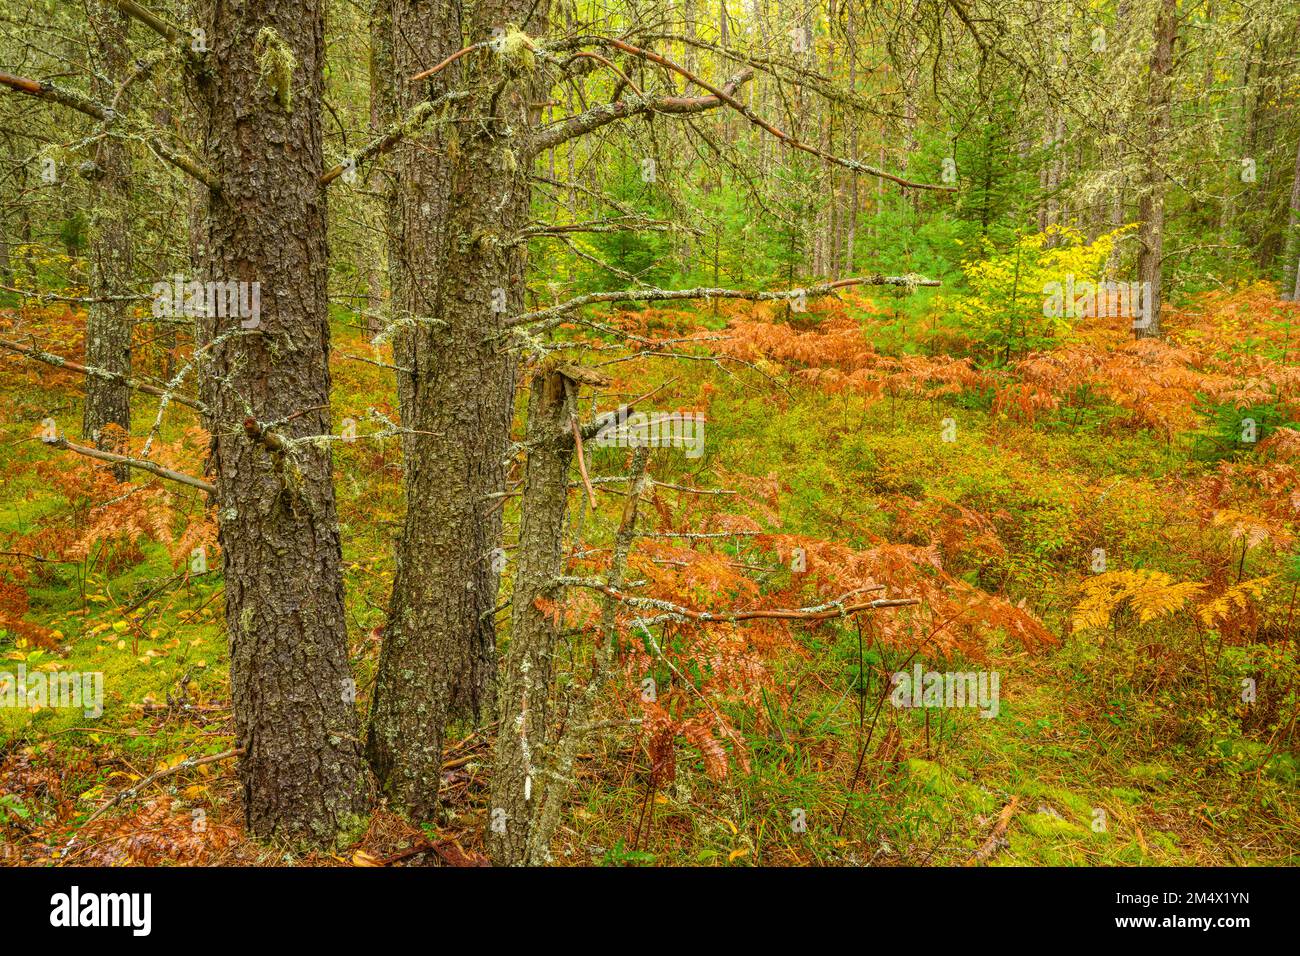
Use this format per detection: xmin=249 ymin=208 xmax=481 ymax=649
xmin=320 ymin=91 xmax=468 ymax=186
xmin=528 ymin=68 xmax=755 ymax=156
xmin=571 ymin=38 xmax=955 ymax=192
xmin=571 ymin=418 xmax=597 ymax=508
xmin=566 ymin=582 xmax=918 ymax=624
xmin=106 ymin=0 xmax=184 ymax=44
xmin=242 ymin=417 xmax=291 ymax=454
xmin=408 ymin=40 xmax=492 ymax=83
xmin=0 ymin=71 xmax=218 ymax=190
xmin=966 ymin=797 xmax=1020 ymax=866
xmin=69 ymin=747 xmax=243 ymax=846
xmin=506 ymin=275 xmax=940 ymax=328
xmin=42 ymin=436 xmax=216 ymax=494
xmin=0 ymin=338 xmax=204 ymax=411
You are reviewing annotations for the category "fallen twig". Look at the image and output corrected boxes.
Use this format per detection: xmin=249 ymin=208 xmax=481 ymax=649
xmin=68 ymin=747 xmax=244 ymax=849
xmin=965 ymin=797 xmax=1020 ymax=866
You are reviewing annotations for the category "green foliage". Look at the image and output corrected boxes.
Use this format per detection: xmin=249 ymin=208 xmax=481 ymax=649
xmin=948 ymin=226 xmax=1124 ymax=360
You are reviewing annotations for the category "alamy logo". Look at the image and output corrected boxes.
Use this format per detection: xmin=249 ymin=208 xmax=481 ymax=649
xmin=151 ymin=275 xmax=261 ymax=328
xmin=1042 ymin=274 xmax=1151 ymax=329
xmin=0 ymin=665 xmax=102 ymax=717
xmin=50 ymin=886 xmax=151 ymax=936
xmin=890 ymin=665 xmax=1000 ymax=718
xmin=591 ymin=409 xmax=705 ymax=458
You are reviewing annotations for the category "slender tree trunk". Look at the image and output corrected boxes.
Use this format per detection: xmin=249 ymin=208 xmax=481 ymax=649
xmin=366 ymin=0 xmax=396 ymax=339
xmin=17 ymin=162 xmax=36 ymax=281
xmin=903 ymin=1 xmax=920 ymax=220
xmin=844 ymin=5 xmax=857 ymax=275
xmin=1284 ymin=138 xmax=1300 ymax=300
xmin=0 ymin=143 xmax=11 ymax=284
xmin=192 ymin=0 xmax=371 ymax=844
xmin=366 ymin=0 xmax=549 ymax=818
xmin=1104 ymin=0 xmax=1131 ymax=275
xmin=82 ymin=2 xmax=134 ymax=478
xmin=488 ymin=363 xmax=579 ymax=865
xmin=1135 ymin=0 xmax=1178 ymax=339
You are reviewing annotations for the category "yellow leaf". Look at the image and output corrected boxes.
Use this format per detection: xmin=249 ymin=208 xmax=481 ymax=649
xmin=727 ymin=848 xmax=749 ymax=862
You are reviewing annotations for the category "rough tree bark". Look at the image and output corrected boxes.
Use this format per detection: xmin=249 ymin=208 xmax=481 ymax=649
xmin=1283 ymin=137 xmax=1300 ymax=300
xmin=366 ymin=0 xmax=548 ymax=817
xmin=487 ymin=362 xmax=583 ymax=865
xmin=1135 ymin=0 xmax=1178 ymax=338
xmin=82 ymin=2 xmax=134 ymax=477
xmin=190 ymin=0 xmax=371 ymax=843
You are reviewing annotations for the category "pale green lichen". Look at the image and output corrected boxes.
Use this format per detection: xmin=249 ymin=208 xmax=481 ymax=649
xmin=253 ymin=27 xmax=297 ymax=112
xmin=494 ymin=27 xmax=536 ymax=72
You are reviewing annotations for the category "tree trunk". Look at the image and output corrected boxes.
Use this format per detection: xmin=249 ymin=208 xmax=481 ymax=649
xmin=192 ymin=0 xmax=371 ymax=844
xmin=1283 ymin=138 xmax=1300 ymax=300
xmin=488 ymin=364 xmax=578 ymax=865
xmin=0 ymin=144 xmax=11 ymax=284
xmin=366 ymin=0 xmax=548 ymax=818
xmin=844 ymin=4 xmax=858 ymax=275
xmin=82 ymin=2 xmax=134 ymax=479
xmin=1135 ymin=0 xmax=1178 ymax=339
xmin=366 ymin=0 xmax=396 ymax=338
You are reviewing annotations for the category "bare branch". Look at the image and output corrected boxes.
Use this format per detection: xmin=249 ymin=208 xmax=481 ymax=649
xmin=560 ymin=580 xmax=919 ymax=624
xmin=516 ymin=216 xmax=679 ymax=241
xmin=506 ymin=274 xmax=940 ymax=328
xmin=527 ymin=68 xmax=755 ymax=156
xmin=0 ymin=338 xmax=205 ymax=411
xmin=0 ymin=72 xmax=219 ymax=190
xmin=105 ymin=0 xmax=184 ymax=43
xmin=41 ymin=437 xmax=215 ymax=494
xmin=571 ymin=38 xmax=955 ymax=192
xmin=321 ymin=91 xmax=467 ymax=186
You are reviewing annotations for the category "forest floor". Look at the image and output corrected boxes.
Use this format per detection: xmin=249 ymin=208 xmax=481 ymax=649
xmin=1 ymin=287 xmax=1297 ymax=866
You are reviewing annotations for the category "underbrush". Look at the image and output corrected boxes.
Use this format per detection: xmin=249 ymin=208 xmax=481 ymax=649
xmin=1 ymin=286 xmax=1298 ymax=866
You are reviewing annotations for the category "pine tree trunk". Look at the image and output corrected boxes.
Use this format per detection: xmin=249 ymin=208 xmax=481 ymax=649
xmin=366 ymin=0 xmax=548 ymax=818
xmin=192 ymin=0 xmax=371 ymax=844
xmin=1283 ymin=138 xmax=1300 ymax=300
xmin=1135 ymin=0 xmax=1178 ymax=339
xmin=82 ymin=2 xmax=133 ymax=478
xmin=488 ymin=365 xmax=578 ymax=865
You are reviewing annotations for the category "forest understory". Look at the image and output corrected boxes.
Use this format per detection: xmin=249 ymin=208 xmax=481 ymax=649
xmin=1 ymin=0 xmax=1298 ymax=870
xmin=2 ymin=287 xmax=1297 ymax=866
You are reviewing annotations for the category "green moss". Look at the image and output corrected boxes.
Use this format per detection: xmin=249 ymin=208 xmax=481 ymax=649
xmin=905 ymin=758 xmax=961 ymax=796
xmin=1020 ymin=811 xmax=1090 ymax=839
xmin=1018 ymin=782 xmax=1094 ymax=824
xmin=1126 ymin=763 xmax=1175 ymax=787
